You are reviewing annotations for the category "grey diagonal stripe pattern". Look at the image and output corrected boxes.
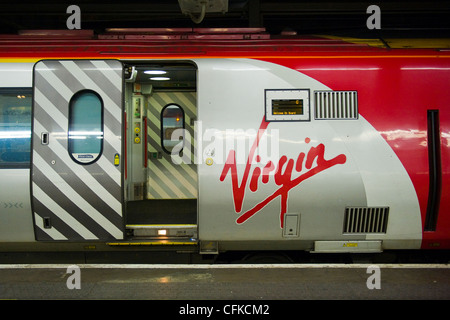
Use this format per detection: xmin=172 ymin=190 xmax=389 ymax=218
xmin=147 ymin=92 xmax=198 ymax=199
xmin=32 ymin=59 xmax=124 ymax=241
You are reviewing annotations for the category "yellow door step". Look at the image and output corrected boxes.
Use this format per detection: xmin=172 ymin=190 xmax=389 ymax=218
xmin=107 ymin=240 xmax=198 ymax=246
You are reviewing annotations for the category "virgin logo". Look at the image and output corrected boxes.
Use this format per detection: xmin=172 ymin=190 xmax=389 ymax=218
xmin=220 ymin=117 xmax=347 ymax=228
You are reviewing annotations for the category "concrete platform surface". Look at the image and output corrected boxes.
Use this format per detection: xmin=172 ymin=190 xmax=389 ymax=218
xmin=0 ymin=264 xmax=449 ymax=300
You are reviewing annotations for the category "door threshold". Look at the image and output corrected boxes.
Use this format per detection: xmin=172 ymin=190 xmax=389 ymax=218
xmin=126 ymin=224 xmax=197 ymax=238
xmin=107 ymin=238 xmax=198 ymax=246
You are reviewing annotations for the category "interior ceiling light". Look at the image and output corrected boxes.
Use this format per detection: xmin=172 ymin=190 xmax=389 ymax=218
xmin=150 ymin=77 xmax=170 ymax=81
xmin=144 ymin=70 xmax=167 ymax=75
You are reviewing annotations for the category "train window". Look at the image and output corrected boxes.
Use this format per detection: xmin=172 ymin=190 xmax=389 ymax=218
xmin=68 ymin=90 xmax=103 ymax=164
xmin=161 ymin=104 xmax=184 ymax=154
xmin=0 ymin=88 xmax=32 ymax=168
xmin=265 ymin=89 xmax=310 ymax=122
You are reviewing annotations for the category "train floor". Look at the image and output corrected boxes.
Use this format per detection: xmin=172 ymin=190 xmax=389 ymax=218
xmin=0 ymin=263 xmax=449 ymax=302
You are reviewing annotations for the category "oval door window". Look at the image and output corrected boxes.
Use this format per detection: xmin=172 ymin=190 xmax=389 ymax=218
xmin=161 ymin=104 xmax=184 ymax=154
xmin=68 ymin=90 xmax=104 ymax=164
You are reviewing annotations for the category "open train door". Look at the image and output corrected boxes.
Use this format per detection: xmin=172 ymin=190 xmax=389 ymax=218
xmin=31 ymin=60 xmax=125 ymax=241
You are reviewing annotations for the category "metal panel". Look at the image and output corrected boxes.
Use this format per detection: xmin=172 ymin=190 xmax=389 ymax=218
xmin=314 ymin=91 xmax=358 ymax=120
xmin=283 ymin=213 xmax=299 ymax=238
xmin=313 ymin=240 xmax=382 ymax=253
xmin=196 ymin=59 xmax=421 ymax=247
xmin=343 ymin=207 xmax=389 ymax=234
xmin=0 ymin=169 xmax=35 ymax=242
xmin=32 ymin=59 xmax=124 ymax=241
xmin=196 ymin=59 xmax=367 ymax=242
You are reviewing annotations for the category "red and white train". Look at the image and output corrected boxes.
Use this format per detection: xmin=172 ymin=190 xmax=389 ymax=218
xmin=0 ymin=28 xmax=448 ymax=255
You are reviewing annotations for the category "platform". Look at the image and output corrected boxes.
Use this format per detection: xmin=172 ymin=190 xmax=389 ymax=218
xmin=0 ymin=264 xmax=448 ymax=302
xmin=0 ymin=264 xmax=450 ymax=300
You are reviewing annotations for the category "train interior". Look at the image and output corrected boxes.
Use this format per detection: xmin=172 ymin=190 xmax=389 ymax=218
xmin=123 ymin=62 xmax=198 ymax=241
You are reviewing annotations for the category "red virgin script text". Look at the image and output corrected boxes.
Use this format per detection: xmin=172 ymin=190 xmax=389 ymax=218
xmin=220 ymin=117 xmax=347 ymax=228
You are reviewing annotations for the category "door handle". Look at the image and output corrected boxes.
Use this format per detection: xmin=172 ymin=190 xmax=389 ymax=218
xmin=143 ymin=116 xmax=148 ymax=168
xmin=41 ymin=132 xmax=49 ymax=145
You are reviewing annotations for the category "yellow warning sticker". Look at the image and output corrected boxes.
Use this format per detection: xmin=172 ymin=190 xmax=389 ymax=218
xmin=114 ymin=153 xmax=120 ymax=166
xmin=343 ymin=242 xmax=358 ymax=247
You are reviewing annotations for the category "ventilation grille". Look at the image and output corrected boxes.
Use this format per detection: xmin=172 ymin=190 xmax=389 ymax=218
xmin=343 ymin=207 xmax=389 ymax=234
xmin=314 ymin=91 xmax=358 ymax=120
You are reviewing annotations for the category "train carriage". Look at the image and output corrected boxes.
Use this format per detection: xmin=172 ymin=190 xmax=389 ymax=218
xmin=0 ymin=29 xmax=448 ymax=256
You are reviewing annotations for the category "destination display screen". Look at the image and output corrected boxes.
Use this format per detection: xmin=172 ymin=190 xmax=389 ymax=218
xmin=272 ymin=99 xmax=303 ymax=115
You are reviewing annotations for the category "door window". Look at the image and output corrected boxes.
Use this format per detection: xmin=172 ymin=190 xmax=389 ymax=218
xmin=68 ymin=90 xmax=103 ymax=164
xmin=161 ymin=104 xmax=184 ymax=154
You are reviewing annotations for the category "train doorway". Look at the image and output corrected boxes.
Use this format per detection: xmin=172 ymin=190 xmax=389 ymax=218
xmin=123 ymin=62 xmax=198 ymax=241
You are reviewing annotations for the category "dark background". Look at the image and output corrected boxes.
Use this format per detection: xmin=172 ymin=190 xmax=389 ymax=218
xmin=0 ymin=0 xmax=449 ymax=38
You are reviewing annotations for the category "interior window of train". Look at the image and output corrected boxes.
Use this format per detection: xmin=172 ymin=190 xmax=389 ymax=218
xmin=68 ymin=90 xmax=104 ymax=165
xmin=0 ymin=88 xmax=32 ymax=168
xmin=161 ymin=104 xmax=184 ymax=154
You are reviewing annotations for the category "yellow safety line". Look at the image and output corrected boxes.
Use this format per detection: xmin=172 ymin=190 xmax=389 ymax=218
xmin=320 ymin=35 xmax=450 ymax=49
